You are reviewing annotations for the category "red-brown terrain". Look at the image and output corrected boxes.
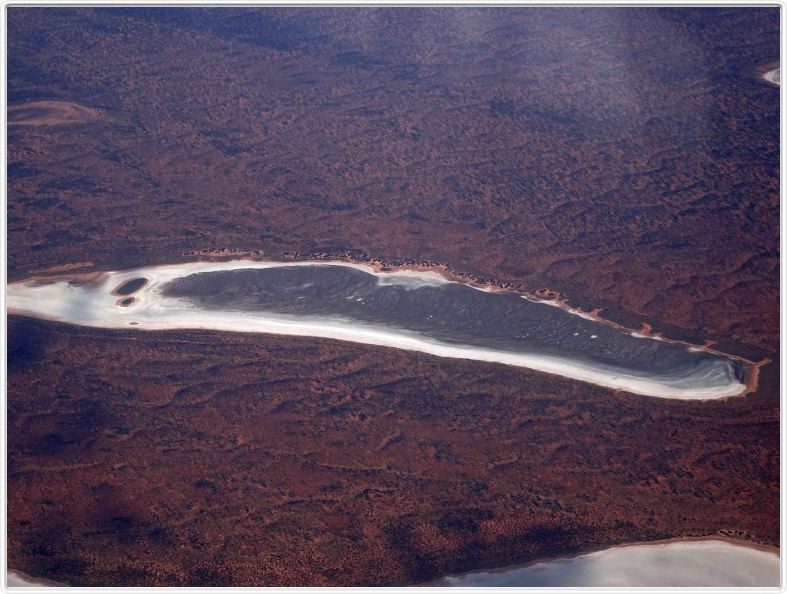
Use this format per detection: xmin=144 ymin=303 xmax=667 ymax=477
xmin=6 ymin=7 xmax=780 ymax=586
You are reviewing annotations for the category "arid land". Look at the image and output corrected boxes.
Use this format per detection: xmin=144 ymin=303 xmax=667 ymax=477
xmin=6 ymin=317 xmax=779 ymax=586
xmin=6 ymin=7 xmax=780 ymax=587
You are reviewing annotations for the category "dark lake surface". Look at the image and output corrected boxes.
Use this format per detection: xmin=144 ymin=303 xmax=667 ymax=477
xmin=161 ymin=265 xmax=744 ymax=392
xmin=115 ymin=277 xmax=147 ymax=295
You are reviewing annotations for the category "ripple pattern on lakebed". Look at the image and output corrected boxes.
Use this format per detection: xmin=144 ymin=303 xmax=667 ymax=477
xmin=7 ymin=261 xmax=745 ymax=399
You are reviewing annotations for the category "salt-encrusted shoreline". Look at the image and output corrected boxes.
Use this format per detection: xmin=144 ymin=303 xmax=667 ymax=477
xmin=8 ymin=260 xmax=747 ymax=400
xmin=429 ymin=536 xmax=779 ymax=587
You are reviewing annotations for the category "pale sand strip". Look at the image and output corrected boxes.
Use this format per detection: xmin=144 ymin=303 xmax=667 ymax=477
xmin=763 ymin=66 xmax=780 ymax=86
xmin=432 ymin=538 xmax=780 ymax=587
xmin=7 ymin=569 xmax=66 ymax=587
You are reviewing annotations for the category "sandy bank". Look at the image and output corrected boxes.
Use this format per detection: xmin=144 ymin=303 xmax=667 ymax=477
xmin=7 ymin=260 xmax=747 ymax=400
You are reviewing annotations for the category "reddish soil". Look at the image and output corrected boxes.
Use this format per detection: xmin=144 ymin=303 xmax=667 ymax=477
xmin=6 ymin=317 xmax=779 ymax=586
xmin=7 ymin=7 xmax=779 ymax=353
xmin=5 ymin=7 xmax=780 ymax=587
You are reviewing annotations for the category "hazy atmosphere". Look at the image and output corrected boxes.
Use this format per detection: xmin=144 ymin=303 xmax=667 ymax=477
xmin=5 ymin=5 xmax=779 ymax=589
